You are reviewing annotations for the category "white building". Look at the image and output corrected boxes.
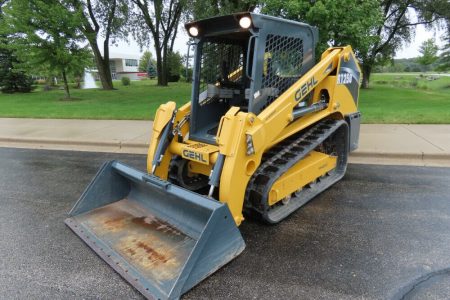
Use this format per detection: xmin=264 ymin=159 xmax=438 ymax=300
xmin=108 ymin=53 xmax=146 ymax=80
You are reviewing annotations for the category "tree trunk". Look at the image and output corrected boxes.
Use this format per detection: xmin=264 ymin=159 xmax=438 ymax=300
xmin=61 ymin=69 xmax=71 ymax=100
xmin=155 ymin=42 xmax=168 ymax=86
xmin=102 ymin=30 xmax=114 ymax=89
xmin=89 ymin=40 xmax=114 ymax=90
xmin=161 ymin=46 xmax=168 ymax=86
xmin=156 ymin=50 xmax=163 ymax=86
xmin=361 ymin=64 xmax=372 ymax=89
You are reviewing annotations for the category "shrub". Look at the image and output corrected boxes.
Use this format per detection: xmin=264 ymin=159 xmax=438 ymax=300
xmin=0 ymin=49 xmax=34 ymax=93
xmin=374 ymin=80 xmax=388 ymax=84
xmin=181 ymin=66 xmax=193 ymax=81
xmin=121 ymin=76 xmax=130 ymax=86
xmin=417 ymin=81 xmax=429 ymax=90
xmin=35 ymin=79 xmax=46 ymax=85
xmin=167 ymin=51 xmax=182 ymax=82
xmin=168 ymin=74 xmax=180 ymax=82
xmin=0 ymin=71 xmax=34 ymax=93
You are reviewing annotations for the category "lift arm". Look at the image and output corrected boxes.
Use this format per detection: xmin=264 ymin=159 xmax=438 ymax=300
xmin=255 ymin=48 xmax=343 ymax=144
xmin=216 ymin=47 xmax=356 ymax=225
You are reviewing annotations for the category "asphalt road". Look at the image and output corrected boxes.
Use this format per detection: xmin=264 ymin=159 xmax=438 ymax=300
xmin=1 ymin=147 xmax=450 ymax=300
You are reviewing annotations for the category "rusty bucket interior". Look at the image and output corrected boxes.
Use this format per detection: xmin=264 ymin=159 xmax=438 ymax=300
xmin=65 ymin=161 xmax=245 ymax=300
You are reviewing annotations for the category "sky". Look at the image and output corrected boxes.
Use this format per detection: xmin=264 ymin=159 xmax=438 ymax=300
xmin=107 ymin=24 xmax=446 ymax=60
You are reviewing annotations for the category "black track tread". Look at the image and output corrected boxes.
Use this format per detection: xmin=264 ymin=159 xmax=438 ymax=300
xmin=244 ymin=119 xmax=348 ymax=223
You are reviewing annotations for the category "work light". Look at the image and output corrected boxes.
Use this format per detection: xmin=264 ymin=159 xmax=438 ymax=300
xmin=188 ymin=26 xmax=199 ymax=37
xmin=239 ymin=16 xmax=252 ymax=29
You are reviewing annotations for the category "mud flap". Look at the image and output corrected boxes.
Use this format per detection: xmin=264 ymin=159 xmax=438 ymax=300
xmin=65 ymin=161 xmax=245 ymax=300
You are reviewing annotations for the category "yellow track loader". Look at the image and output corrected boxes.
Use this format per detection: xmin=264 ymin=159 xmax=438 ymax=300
xmin=66 ymin=13 xmax=361 ymax=300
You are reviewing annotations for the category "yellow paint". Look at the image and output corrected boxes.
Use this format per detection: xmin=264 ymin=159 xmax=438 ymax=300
xmin=146 ymin=101 xmax=177 ymax=179
xmin=218 ymin=112 xmax=263 ymax=225
xmin=268 ymin=151 xmax=337 ymax=205
xmin=146 ymin=46 xmax=361 ymax=226
xmin=188 ymin=161 xmax=212 ymax=176
xmin=180 ymin=142 xmax=218 ymax=165
xmin=169 ymin=140 xmax=219 ymax=164
xmin=227 ymin=66 xmax=243 ymax=82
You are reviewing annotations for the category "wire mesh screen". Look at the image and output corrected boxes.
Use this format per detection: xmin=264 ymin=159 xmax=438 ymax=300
xmin=200 ymin=41 xmax=244 ymax=93
xmin=261 ymin=34 xmax=304 ymax=109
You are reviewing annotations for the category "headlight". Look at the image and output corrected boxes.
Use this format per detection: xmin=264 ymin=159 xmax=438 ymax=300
xmin=239 ymin=16 xmax=252 ymax=29
xmin=188 ymin=26 xmax=199 ymax=37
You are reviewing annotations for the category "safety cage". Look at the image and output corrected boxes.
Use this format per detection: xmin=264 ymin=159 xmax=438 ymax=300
xmin=187 ymin=13 xmax=318 ymax=144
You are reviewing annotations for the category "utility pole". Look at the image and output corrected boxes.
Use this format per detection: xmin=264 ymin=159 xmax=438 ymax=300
xmin=185 ymin=41 xmax=195 ymax=82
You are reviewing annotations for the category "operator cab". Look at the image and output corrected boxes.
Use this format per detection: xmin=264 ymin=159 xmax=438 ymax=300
xmin=185 ymin=13 xmax=318 ymax=144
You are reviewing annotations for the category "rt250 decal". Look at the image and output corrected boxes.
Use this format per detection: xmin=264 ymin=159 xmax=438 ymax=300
xmin=337 ymin=72 xmax=352 ymax=85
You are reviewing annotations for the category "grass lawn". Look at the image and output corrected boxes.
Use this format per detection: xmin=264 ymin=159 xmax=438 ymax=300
xmin=0 ymin=79 xmax=191 ymax=120
xmin=0 ymin=74 xmax=449 ymax=123
xmin=359 ymin=74 xmax=450 ymax=123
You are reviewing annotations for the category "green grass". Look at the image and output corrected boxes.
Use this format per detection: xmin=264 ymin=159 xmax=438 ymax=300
xmin=359 ymin=74 xmax=450 ymax=124
xmin=0 ymin=74 xmax=449 ymax=123
xmin=0 ymin=79 xmax=191 ymax=120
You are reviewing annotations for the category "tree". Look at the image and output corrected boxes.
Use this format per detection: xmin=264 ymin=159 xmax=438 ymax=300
xmin=0 ymin=0 xmax=34 ymax=93
xmin=188 ymin=0 xmax=257 ymax=20
xmin=436 ymin=23 xmax=450 ymax=72
xmin=167 ymin=50 xmax=182 ymax=82
xmin=416 ymin=38 xmax=439 ymax=67
xmin=2 ymin=0 xmax=92 ymax=99
xmin=262 ymin=0 xmax=382 ymax=83
xmin=0 ymin=49 xmax=34 ymax=93
xmin=139 ymin=51 xmax=155 ymax=72
xmin=67 ymin=0 xmax=130 ymax=90
xmin=262 ymin=0 xmax=450 ymax=88
xmin=358 ymin=0 xmax=450 ymax=88
xmin=130 ymin=0 xmax=185 ymax=86
xmin=147 ymin=62 xmax=157 ymax=78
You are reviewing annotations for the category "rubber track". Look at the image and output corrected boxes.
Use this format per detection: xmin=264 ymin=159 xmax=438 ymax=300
xmin=244 ymin=119 xmax=348 ymax=223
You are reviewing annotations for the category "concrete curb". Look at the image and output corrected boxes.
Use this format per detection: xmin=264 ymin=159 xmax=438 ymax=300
xmin=0 ymin=137 xmax=149 ymax=155
xmin=0 ymin=137 xmax=148 ymax=148
xmin=349 ymin=151 xmax=450 ymax=167
xmin=2 ymin=136 xmax=450 ymax=167
xmin=351 ymin=151 xmax=450 ymax=161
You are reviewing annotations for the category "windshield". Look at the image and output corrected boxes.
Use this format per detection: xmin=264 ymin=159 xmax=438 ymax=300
xmin=198 ymin=39 xmax=245 ymax=103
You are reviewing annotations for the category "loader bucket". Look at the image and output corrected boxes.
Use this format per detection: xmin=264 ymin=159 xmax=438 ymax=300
xmin=65 ymin=161 xmax=245 ymax=300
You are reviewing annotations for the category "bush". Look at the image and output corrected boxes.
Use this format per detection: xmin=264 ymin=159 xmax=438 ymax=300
xmin=168 ymin=74 xmax=180 ymax=82
xmin=167 ymin=51 xmax=182 ymax=82
xmin=0 ymin=49 xmax=34 ymax=93
xmin=34 ymin=79 xmax=46 ymax=85
xmin=417 ymin=82 xmax=429 ymax=90
xmin=0 ymin=71 xmax=34 ymax=93
xmin=374 ymin=80 xmax=388 ymax=84
xmin=121 ymin=76 xmax=130 ymax=86
xmin=181 ymin=66 xmax=193 ymax=81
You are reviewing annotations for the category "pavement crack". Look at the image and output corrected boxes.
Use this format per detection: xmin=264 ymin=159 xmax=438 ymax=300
xmin=394 ymin=267 xmax=450 ymax=300
xmin=402 ymin=125 xmax=445 ymax=151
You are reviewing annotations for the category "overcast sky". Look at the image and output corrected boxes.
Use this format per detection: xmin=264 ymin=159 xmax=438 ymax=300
xmin=107 ymin=24 xmax=446 ymax=60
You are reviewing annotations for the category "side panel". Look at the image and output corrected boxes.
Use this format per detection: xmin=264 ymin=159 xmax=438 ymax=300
xmin=346 ymin=112 xmax=361 ymax=152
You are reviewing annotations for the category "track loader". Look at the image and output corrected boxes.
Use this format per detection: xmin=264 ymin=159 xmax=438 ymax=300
xmin=66 ymin=13 xmax=361 ymax=300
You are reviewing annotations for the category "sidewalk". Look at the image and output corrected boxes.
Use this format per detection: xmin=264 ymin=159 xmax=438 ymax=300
xmin=1 ymin=118 xmax=449 ymax=167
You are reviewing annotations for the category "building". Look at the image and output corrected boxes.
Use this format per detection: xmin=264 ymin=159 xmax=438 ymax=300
xmin=108 ymin=53 xmax=147 ymax=80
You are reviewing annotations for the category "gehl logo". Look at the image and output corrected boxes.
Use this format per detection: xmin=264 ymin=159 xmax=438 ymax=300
xmin=183 ymin=149 xmax=207 ymax=163
xmin=295 ymin=76 xmax=318 ymax=101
